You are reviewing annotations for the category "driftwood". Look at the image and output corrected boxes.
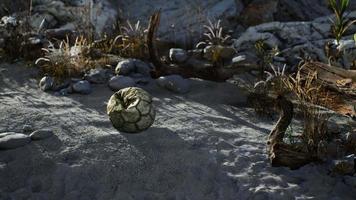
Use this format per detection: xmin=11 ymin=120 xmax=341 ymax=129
xmin=301 ymin=61 xmax=356 ymax=97
xmin=300 ymin=61 xmax=356 ymax=117
xmin=268 ymin=95 xmax=316 ymax=169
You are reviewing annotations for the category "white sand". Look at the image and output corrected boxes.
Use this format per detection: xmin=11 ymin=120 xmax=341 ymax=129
xmin=0 ymin=62 xmax=355 ymax=200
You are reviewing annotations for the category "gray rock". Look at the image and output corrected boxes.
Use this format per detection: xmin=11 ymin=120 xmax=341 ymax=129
xmin=170 ymin=48 xmax=188 ymax=63
xmin=39 ymin=76 xmax=54 ymax=92
xmin=108 ymin=76 xmax=136 ymax=91
xmin=72 ymin=80 xmax=92 ymax=94
xmin=134 ymin=59 xmax=152 ymax=76
xmin=0 ymin=132 xmax=31 ymax=150
xmin=30 ymin=130 xmax=54 ymax=140
xmin=22 ymin=125 xmax=33 ymax=134
xmin=115 ymin=59 xmax=136 ymax=76
xmin=156 ymin=75 xmax=190 ymax=94
xmin=30 ymin=12 xmax=57 ymax=30
xmin=116 ymin=59 xmax=152 ymax=77
xmin=85 ymin=68 xmax=113 ymax=84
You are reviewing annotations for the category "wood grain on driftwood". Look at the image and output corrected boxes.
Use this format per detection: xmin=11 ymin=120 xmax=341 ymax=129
xmin=267 ymin=95 xmax=316 ymax=169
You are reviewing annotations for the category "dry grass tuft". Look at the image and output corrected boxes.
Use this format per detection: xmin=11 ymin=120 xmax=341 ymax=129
xmin=35 ymin=36 xmax=92 ymax=80
xmin=113 ymin=20 xmax=148 ymax=59
xmin=283 ymin=68 xmax=332 ymax=151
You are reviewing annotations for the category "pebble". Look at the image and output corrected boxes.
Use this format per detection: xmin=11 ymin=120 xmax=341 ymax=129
xmin=72 ymin=80 xmax=92 ymax=94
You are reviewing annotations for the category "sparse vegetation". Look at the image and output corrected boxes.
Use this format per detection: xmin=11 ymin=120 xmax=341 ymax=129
xmin=35 ymin=36 xmax=92 ymax=80
xmin=196 ymin=19 xmax=234 ymax=67
xmin=113 ymin=20 xmax=148 ymax=59
xmin=254 ymin=39 xmax=280 ymax=78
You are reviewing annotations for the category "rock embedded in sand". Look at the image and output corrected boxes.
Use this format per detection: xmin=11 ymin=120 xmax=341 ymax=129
xmin=39 ymin=76 xmax=54 ymax=91
xmin=156 ymin=75 xmax=190 ymax=94
xmin=72 ymin=80 xmax=92 ymax=94
xmin=108 ymin=76 xmax=136 ymax=91
xmin=30 ymin=129 xmax=54 ymax=140
xmin=107 ymin=87 xmax=156 ymax=133
xmin=0 ymin=132 xmax=31 ymax=150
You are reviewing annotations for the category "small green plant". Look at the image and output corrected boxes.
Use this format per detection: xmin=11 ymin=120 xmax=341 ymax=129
xmin=113 ymin=20 xmax=148 ymax=59
xmin=254 ymin=39 xmax=280 ymax=78
xmin=328 ymin=0 xmax=356 ymax=44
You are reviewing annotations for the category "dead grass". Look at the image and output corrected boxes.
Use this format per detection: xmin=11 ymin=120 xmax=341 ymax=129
xmin=35 ymin=36 xmax=92 ymax=80
xmin=283 ymin=68 xmax=332 ymax=151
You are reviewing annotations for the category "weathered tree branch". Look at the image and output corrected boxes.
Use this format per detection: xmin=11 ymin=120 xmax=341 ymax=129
xmin=267 ymin=95 xmax=316 ymax=169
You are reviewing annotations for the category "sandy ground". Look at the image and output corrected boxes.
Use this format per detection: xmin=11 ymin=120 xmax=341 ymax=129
xmin=0 ymin=62 xmax=355 ymax=200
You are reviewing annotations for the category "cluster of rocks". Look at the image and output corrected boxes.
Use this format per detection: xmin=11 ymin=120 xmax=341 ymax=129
xmin=39 ymin=58 xmax=192 ymax=95
xmin=233 ymin=11 xmax=356 ymax=71
xmin=0 ymin=125 xmax=54 ymax=150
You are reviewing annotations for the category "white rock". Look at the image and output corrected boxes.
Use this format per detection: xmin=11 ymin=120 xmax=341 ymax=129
xmin=0 ymin=132 xmax=31 ymax=150
xmin=39 ymin=76 xmax=54 ymax=92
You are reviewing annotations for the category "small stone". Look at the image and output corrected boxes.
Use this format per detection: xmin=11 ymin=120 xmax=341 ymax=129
xmin=169 ymin=48 xmax=188 ymax=63
xmin=84 ymin=68 xmax=113 ymax=84
xmin=0 ymin=132 xmax=31 ymax=150
xmin=39 ymin=76 xmax=54 ymax=91
xmin=115 ymin=59 xmax=135 ymax=75
xmin=232 ymin=55 xmax=246 ymax=64
xmin=72 ymin=80 xmax=92 ymax=94
xmin=156 ymin=75 xmax=190 ymax=94
xmin=23 ymin=125 xmax=33 ymax=133
xmin=30 ymin=130 xmax=54 ymax=140
xmin=108 ymin=76 xmax=136 ymax=91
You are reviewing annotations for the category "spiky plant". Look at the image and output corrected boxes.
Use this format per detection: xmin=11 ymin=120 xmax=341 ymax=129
xmin=113 ymin=20 xmax=148 ymax=59
xmin=328 ymin=0 xmax=356 ymax=44
xmin=196 ymin=19 xmax=232 ymax=48
xmin=254 ymin=64 xmax=288 ymax=96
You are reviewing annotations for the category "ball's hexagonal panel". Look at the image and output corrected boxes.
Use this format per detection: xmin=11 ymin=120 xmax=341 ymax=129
xmin=107 ymin=87 xmax=156 ymax=133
